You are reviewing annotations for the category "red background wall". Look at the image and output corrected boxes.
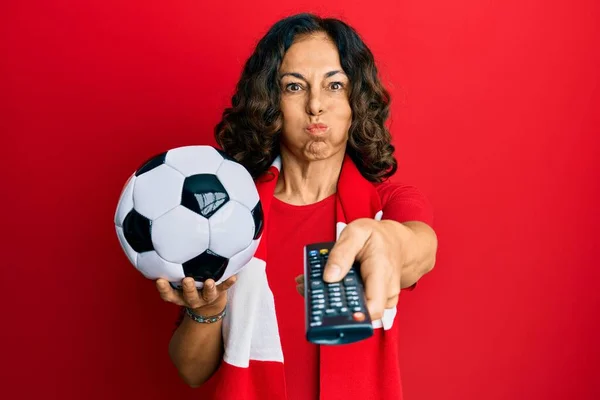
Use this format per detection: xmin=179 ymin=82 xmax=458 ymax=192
xmin=3 ymin=0 xmax=599 ymax=399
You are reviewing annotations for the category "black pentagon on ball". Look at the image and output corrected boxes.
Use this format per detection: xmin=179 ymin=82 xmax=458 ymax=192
xmin=183 ymin=249 xmax=229 ymax=282
xmin=122 ymin=209 xmax=154 ymax=253
xmin=135 ymin=151 xmax=167 ymax=176
xmin=251 ymin=200 xmax=264 ymax=240
xmin=181 ymin=174 xmax=229 ymax=219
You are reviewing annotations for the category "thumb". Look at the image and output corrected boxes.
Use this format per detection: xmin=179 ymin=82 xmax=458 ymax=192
xmin=324 ymin=224 xmax=370 ymax=282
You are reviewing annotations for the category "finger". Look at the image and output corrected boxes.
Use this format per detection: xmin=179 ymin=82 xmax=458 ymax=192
xmin=385 ymin=294 xmax=399 ymax=309
xmin=361 ymin=256 xmax=389 ymax=321
xmin=385 ymin=269 xmax=401 ymax=309
xmin=156 ymin=279 xmax=185 ymax=306
xmin=324 ymin=223 xmax=371 ymax=283
xmin=364 ymin=278 xmax=387 ymax=321
xmin=181 ymin=277 xmax=203 ymax=308
xmin=217 ymin=275 xmax=237 ymax=292
xmin=296 ymin=283 xmax=305 ymax=297
xmin=294 ymin=274 xmax=304 ymax=284
xmin=201 ymin=279 xmax=219 ymax=303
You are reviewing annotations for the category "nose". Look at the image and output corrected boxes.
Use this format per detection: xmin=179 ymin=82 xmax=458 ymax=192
xmin=306 ymin=87 xmax=324 ymax=116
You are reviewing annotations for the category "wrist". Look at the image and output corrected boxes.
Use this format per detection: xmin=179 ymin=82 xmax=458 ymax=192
xmin=191 ymin=296 xmax=227 ymax=316
xmin=185 ymin=305 xmax=226 ymax=324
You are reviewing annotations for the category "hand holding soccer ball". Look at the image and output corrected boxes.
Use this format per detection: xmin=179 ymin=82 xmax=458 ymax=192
xmin=114 ymin=145 xmax=263 ymax=290
xmin=156 ymin=276 xmax=236 ymax=314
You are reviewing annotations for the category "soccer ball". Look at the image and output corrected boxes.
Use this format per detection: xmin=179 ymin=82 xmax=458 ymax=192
xmin=114 ymin=145 xmax=263 ymax=289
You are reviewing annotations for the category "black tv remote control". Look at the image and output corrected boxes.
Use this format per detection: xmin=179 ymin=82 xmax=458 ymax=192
xmin=303 ymin=241 xmax=373 ymax=345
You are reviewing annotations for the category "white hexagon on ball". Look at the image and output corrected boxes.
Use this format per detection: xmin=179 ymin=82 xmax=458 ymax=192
xmin=132 ymin=164 xmax=185 ymax=220
xmin=165 ymin=145 xmax=226 ymax=177
xmin=208 ymin=200 xmax=255 ymax=258
xmin=216 ymin=160 xmax=260 ymax=210
xmin=151 ymin=205 xmax=210 ymax=264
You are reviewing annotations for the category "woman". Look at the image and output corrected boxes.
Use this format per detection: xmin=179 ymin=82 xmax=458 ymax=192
xmin=156 ymin=13 xmax=437 ymax=400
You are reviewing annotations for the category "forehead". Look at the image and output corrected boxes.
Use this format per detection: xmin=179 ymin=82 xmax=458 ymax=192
xmin=280 ymin=32 xmax=342 ymax=72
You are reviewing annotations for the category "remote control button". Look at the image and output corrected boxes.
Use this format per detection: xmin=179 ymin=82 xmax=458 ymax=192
xmin=352 ymin=307 xmax=362 ymax=312
xmin=310 ymin=321 xmax=322 ymax=327
xmin=311 ymin=281 xmax=322 ymax=288
xmin=328 ymin=283 xmax=341 ymax=287
xmin=343 ymin=276 xmax=356 ymax=285
xmin=352 ymin=312 xmax=366 ymax=322
xmin=319 ymin=249 xmax=329 ymax=255
xmin=312 ymin=289 xmax=324 ymax=294
xmin=340 ymin=307 xmax=348 ymax=313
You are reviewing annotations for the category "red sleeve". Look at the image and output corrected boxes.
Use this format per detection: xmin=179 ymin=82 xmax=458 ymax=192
xmin=375 ymin=181 xmax=434 ymax=226
xmin=375 ymin=181 xmax=434 ymax=291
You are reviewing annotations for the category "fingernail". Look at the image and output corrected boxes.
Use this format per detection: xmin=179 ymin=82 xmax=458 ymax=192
xmin=324 ymin=264 xmax=341 ymax=281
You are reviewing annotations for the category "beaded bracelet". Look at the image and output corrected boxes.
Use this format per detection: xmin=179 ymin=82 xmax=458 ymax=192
xmin=185 ymin=306 xmax=226 ymax=324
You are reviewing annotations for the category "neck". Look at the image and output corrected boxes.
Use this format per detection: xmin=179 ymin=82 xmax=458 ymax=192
xmin=274 ymin=148 xmax=345 ymax=206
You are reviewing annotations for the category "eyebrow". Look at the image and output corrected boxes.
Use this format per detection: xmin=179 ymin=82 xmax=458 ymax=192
xmin=279 ymin=70 xmax=346 ymax=81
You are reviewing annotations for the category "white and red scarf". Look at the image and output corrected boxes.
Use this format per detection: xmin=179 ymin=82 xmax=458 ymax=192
xmin=199 ymin=154 xmax=402 ymax=399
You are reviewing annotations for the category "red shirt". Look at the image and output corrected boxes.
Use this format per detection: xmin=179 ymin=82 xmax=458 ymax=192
xmin=265 ymin=181 xmax=434 ymax=400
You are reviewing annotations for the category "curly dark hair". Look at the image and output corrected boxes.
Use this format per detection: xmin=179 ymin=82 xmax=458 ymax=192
xmin=214 ymin=13 xmax=397 ymax=182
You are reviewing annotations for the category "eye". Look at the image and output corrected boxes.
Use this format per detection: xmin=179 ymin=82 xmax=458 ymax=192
xmin=329 ymin=82 xmax=345 ymax=90
xmin=285 ymin=83 xmax=303 ymax=92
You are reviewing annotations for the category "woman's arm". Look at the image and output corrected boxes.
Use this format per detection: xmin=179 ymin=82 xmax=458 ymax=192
xmin=168 ymin=300 xmax=226 ymax=387
xmin=156 ymin=277 xmax=236 ymax=388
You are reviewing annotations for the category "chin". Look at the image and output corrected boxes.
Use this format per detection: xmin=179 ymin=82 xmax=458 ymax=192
xmin=305 ymin=153 xmax=330 ymax=161
xmin=304 ymin=141 xmax=331 ymax=158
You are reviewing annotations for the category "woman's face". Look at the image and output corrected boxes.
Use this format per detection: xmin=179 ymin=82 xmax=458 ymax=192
xmin=278 ymin=32 xmax=352 ymax=162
